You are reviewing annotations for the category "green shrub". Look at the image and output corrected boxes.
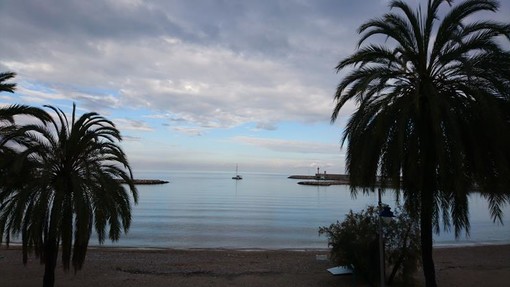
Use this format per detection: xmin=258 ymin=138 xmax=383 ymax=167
xmin=319 ymin=205 xmax=421 ymax=286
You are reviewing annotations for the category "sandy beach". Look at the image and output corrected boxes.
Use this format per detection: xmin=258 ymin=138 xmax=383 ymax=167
xmin=1 ymin=244 xmax=509 ymax=287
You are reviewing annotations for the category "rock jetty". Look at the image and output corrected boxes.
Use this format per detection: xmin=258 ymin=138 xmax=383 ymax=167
xmin=297 ymin=181 xmax=338 ymax=186
xmin=116 ymin=179 xmax=169 ymax=185
xmin=289 ymin=174 xmax=350 ymax=186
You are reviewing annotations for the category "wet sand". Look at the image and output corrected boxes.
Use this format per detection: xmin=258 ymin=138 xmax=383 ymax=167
xmin=1 ymin=244 xmax=509 ymax=287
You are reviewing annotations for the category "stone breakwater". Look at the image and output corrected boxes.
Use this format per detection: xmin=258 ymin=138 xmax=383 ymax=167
xmin=288 ymin=174 xmax=350 ymax=186
xmin=296 ymin=181 xmax=344 ymax=186
xmin=288 ymin=174 xmax=405 ymax=187
xmin=116 ymin=179 xmax=169 ymax=185
xmin=288 ymin=174 xmax=349 ymax=181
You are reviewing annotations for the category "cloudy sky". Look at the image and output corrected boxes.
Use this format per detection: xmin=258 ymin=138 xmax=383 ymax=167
xmin=1 ymin=0 xmax=509 ymax=175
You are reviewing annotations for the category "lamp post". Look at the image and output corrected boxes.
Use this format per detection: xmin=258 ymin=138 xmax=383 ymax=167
xmin=378 ymin=188 xmax=394 ymax=287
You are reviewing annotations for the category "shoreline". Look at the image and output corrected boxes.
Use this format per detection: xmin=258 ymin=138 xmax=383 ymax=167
xmin=5 ymin=240 xmax=510 ymax=251
xmin=2 ymin=244 xmax=509 ymax=287
xmin=65 ymin=241 xmax=510 ymax=250
xmin=90 ymin=246 xmax=332 ymax=253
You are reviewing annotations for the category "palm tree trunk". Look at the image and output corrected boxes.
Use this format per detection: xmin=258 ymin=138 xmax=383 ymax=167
xmin=420 ymin=198 xmax=437 ymax=287
xmin=43 ymin=239 xmax=58 ymax=287
xmin=417 ymin=96 xmax=438 ymax=287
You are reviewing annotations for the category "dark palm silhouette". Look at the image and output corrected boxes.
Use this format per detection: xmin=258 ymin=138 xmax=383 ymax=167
xmin=0 ymin=104 xmax=138 ymax=287
xmin=331 ymin=0 xmax=510 ymax=286
xmin=0 ymin=71 xmax=50 ymax=125
xmin=0 ymin=72 xmax=16 ymax=93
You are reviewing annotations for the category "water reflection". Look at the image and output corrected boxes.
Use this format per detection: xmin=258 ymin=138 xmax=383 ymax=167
xmin=94 ymin=171 xmax=510 ymax=249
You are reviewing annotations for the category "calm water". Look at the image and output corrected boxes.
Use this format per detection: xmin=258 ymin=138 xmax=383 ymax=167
xmin=95 ymin=171 xmax=510 ymax=249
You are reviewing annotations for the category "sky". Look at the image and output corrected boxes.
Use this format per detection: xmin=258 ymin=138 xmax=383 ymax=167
xmin=1 ymin=0 xmax=509 ymax=175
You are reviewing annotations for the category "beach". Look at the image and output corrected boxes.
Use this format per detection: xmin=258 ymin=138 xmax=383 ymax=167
xmin=1 ymin=244 xmax=509 ymax=287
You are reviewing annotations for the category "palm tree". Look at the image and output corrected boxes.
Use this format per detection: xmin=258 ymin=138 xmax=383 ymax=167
xmin=331 ymin=0 xmax=510 ymax=286
xmin=0 ymin=103 xmax=138 ymax=287
xmin=0 ymin=71 xmax=16 ymax=93
xmin=0 ymin=72 xmax=51 ymax=127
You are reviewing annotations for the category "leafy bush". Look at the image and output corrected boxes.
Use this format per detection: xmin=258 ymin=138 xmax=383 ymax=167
xmin=319 ymin=205 xmax=421 ymax=286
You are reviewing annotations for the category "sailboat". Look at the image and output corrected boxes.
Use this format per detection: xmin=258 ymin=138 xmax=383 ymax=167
xmin=232 ymin=164 xmax=243 ymax=180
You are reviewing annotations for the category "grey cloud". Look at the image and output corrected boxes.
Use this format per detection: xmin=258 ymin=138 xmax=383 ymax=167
xmin=1 ymin=0 xmax=187 ymax=41
xmin=122 ymin=135 xmax=142 ymax=142
xmin=234 ymin=136 xmax=339 ymax=154
xmin=169 ymin=117 xmax=187 ymax=122
xmin=255 ymin=122 xmax=278 ymax=131
xmin=2 ymin=0 xmax=375 ymax=59
xmin=2 ymin=0 xmax=503 ymax=134
xmin=114 ymin=118 xmax=154 ymax=132
xmin=172 ymin=127 xmax=203 ymax=136
xmin=69 ymin=91 xmax=121 ymax=115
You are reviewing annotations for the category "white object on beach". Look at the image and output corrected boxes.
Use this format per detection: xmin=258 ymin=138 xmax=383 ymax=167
xmin=327 ymin=265 xmax=353 ymax=275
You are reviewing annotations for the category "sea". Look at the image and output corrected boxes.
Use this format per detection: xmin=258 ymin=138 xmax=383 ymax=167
xmin=94 ymin=171 xmax=510 ymax=249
